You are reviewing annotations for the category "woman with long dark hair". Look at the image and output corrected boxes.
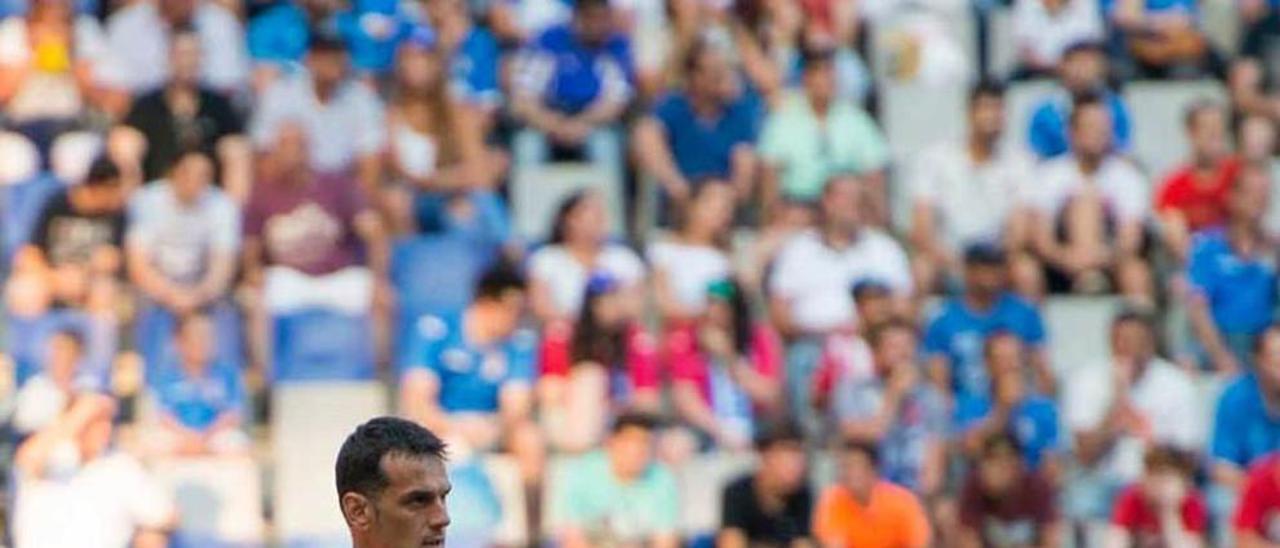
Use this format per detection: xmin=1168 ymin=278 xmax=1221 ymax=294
xmin=648 ymin=182 xmax=734 ymax=324
xmin=538 ymin=274 xmax=660 ymax=452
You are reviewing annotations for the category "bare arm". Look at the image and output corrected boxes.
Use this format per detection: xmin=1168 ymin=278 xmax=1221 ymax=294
xmin=194 ymin=249 xmax=236 ymax=306
xmin=633 ymin=117 xmax=691 ymax=202
xmin=672 ymin=381 xmax=727 ymax=440
xmin=1158 ymin=210 xmax=1192 ymax=264
xmin=728 ymin=358 xmax=782 ymax=410
xmin=716 ymin=529 xmax=749 ymax=548
xmin=1030 ymin=349 xmax=1056 ymax=396
xmin=652 ymin=267 xmax=696 ymax=322
xmin=216 ymin=135 xmax=252 ymax=204
xmin=126 ymin=241 xmax=187 ymax=308
xmin=1188 ymin=293 xmax=1236 ymax=373
xmin=728 ymin=145 xmax=759 ymax=203
xmin=15 ymin=395 xmax=114 ymax=478
xmin=398 ymin=370 xmax=451 ymax=436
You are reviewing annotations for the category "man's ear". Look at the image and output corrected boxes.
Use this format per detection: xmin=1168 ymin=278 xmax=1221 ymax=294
xmin=340 ymin=492 xmax=374 ymax=530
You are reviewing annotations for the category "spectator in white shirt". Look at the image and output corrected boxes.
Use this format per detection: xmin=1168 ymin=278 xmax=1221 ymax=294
xmin=648 ymin=182 xmax=735 ymax=324
xmin=1030 ymin=93 xmax=1153 ymax=303
xmin=12 ymin=395 xmax=176 ymax=548
xmin=909 ymin=80 xmax=1037 ymax=296
xmin=12 ymin=329 xmax=97 ymax=435
xmin=1012 ymin=0 xmax=1105 ymax=78
xmin=250 ymin=33 xmax=386 ymax=194
xmin=1062 ymin=310 xmax=1203 ymax=527
xmin=104 ymin=0 xmax=248 ymax=94
xmin=528 ymin=190 xmax=645 ymax=324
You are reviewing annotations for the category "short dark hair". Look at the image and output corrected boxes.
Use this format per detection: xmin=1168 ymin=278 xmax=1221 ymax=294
xmin=83 ymin=157 xmax=121 ymax=187
xmin=49 ymin=327 xmax=86 ymax=352
xmin=866 ymin=318 xmax=917 ymax=351
xmin=611 ymin=411 xmax=660 ymax=435
xmin=840 ymin=438 xmax=880 ymax=467
xmin=980 ymin=432 xmax=1021 ymax=459
xmin=1068 ymin=90 xmax=1107 ymax=129
xmin=173 ymin=310 xmax=211 ymax=337
xmin=1183 ymin=99 xmax=1222 ymax=130
xmin=1061 ymin=40 xmax=1105 ymax=60
xmin=335 ymin=417 xmax=447 ymax=499
xmin=800 ymin=45 xmax=836 ymax=72
xmin=754 ymin=418 xmax=805 ymax=451
xmin=474 ymin=261 xmax=526 ymax=302
xmin=1143 ymin=444 xmax=1192 ymax=476
xmin=575 ymin=0 xmax=610 ymax=14
xmin=968 ymin=78 xmax=1006 ymax=106
xmin=1111 ymin=307 xmax=1157 ymax=335
xmin=308 ymin=29 xmax=347 ymax=54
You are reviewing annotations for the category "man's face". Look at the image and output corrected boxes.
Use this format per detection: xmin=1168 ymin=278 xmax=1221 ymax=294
xmin=46 ymin=334 xmax=81 ymax=387
xmin=490 ymin=292 xmax=526 ymax=339
xmin=873 ymin=328 xmax=916 ymax=375
xmin=854 ymin=292 xmax=892 ymax=331
xmin=1111 ymin=320 xmax=1153 ymax=362
xmin=689 ymin=50 xmax=736 ymax=103
xmin=574 ymin=5 xmax=613 ymax=47
xmin=978 ymin=449 xmax=1020 ymax=496
xmin=1071 ymin=105 xmax=1112 ymax=158
xmin=1230 ymin=167 xmax=1271 ymax=224
xmin=177 ymin=317 xmax=213 ymax=375
xmin=170 ymin=33 xmax=202 ymax=86
xmin=308 ymin=50 xmax=349 ymax=90
xmin=74 ymin=184 xmax=126 ymax=213
xmin=964 ymin=262 xmax=1006 ymax=298
xmin=969 ymin=94 xmax=1005 ymax=141
xmin=1060 ymin=50 xmax=1104 ymax=93
xmin=1189 ymin=108 xmax=1228 ymax=164
xmin=820 ymin=177 xmax=862 ymax=233
xmin=1240 ymin=115 xmax=1277 ymax=162
xmin=760 ymin=441 xmax=808 ymax=492
xmin=802 ymin=60 xmax=836 ymax=107
xmin=608 ymin=426 xmax=654 ymax=480
xmin=170 ymin=154 xmax=212 ymax=204
xmin=1257 ymin=331 xmax=1280 ymax=389
xmin=366 ymin=454 xmax=452 ymax=548
xmin=840 ymin=450 xmax=877 ymax=495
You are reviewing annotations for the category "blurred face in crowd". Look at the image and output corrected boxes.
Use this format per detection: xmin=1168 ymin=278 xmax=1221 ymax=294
xmin=978 ymin=443 xmax=1022 ymax=497
xmin=964 ymin=261 xmax=1007 ymax=300
xmin=308 ymin=48 xmax=350 ymax=93
xmin=1240 ymin=115 xmax=1277 ymax=162
xmin=854 ymin=288 xmax=892 ymax=332
xmin=984 ymin=333 xmax=1024 ymax=380
xmin=590 ymin=290 xmax=627 ymax=330
xmin=820 ymin=176 xmax=863 ymax=235
xmin=839 ymin=447 xmax=879 ymax=499
xmin=1230 ymin=165 xmax=1271 ymax=226
xmin=1110 ymin=318 xmax=1155 ymax=364
xmin=685 ymin=183 xmax=735 ymax=238
xmin=688 ymin=48 xmax=737 ymax=104
xmin=396 ymin=45 xmax=443 ymax=92
xmin=1187 ymin=106 xmax=1229 ymax=166
xmin=351 ymin=453 xmax=451 ymax=548
xmin=169 ymin=152 xmax=213 ymax=205
xmin=46 ymin=332 xmax=82 ymax=388
xmin=483 ymin=289 xmax=526 ymax=340
xmin=273 ymin=123 xmax=310 ymax=176
xmin=1140 ymin=461 xmax=1187 ymax=507
xmin=760 ymin=440 xmax=808 ymax=493
xmin=872 ymin=326 xmax=916 ymax=376
xmin=1256 ymin=329 xmax=1280 ymax=390
xmin=563 ymin=193 xmax=608 ymax=247
xmin=802 ymin=57 xmax=837 ymax=109
xmin=1070 ymin=103 xmax=1113 ymax=161
xmin=29 ymin=0 xmax=71 ymax=27
xmin=159 ymin=0 xmax=196 ymax=26
xmin=79 ymin=410 xmax=113 ymax=461
xmin=607 ymin=424 xmax=654 ymax=481
xmin=177 ymin=316 xmax=213 ymax=375
xmin=574 ymin=3 xmax=614 ymax=47
xmin=1059 ymin=48 xmax=1105 ymax=94
xmin=969 ymin=93 xmax=1005 ymax=143
xmin=169 ymin=31 xmax=202 ymax=88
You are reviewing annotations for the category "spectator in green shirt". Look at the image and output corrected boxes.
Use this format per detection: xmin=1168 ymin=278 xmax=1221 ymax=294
xmin=759 ymin=46 xmax=890 ymax=225
xmin=550 ymin=412 xmax=680 ymax=548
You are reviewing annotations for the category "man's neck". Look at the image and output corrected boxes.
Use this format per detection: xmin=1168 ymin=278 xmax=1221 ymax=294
xmin=848 ymin=483 xmax=875 ymax=506
xmin=690 ymin=93 xmax=721 ymax=120
xmin=968 ymin=134 xmax=996 ymax=164
xmin=810 ymin=96 xmax=831 ymax=118
xmin=821 ymin=224 xmax=857 ymax=249
xmin=314 ymin=81 xmax=337 ymax=104
xmin=1228 ymin=221 xmax=1261 ymax=256
xmin=964 ymin=291 xmax=997 ymax=312
xmin=1076 ymin=153 xmax=1103 ymax=175
xmin=463 ymin=306 xmax=495 ymax=346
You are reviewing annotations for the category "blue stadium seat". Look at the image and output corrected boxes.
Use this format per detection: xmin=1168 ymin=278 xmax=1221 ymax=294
xmin=270 ymin=309 xmax=375 ymax=383
xmin=390 ymin=234 xmax=496 ymax=367
xmin=0 ymin=174 xmax=60 ymax=264
xmin=134 ymin=301 xmax=243 ymax=381
xmin=5 ymin=309 xmax=116 ymax=388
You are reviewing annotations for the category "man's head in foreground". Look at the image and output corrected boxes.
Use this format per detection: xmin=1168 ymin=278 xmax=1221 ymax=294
xmin=337 ymin=417 xmax=451 ymax=548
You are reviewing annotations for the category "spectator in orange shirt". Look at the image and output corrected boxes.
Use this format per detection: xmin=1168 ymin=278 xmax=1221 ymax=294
xmin=813 ymin=440 xmax=931 ymax=548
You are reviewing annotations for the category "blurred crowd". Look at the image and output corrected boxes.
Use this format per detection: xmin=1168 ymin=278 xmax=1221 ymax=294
xmin=0 ymin=0 xmax=1279 ymax=545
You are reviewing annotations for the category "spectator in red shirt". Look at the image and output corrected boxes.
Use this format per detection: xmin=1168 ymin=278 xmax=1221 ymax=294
xmin=668 ymin=278 xmax=784 ymax=451
xmin=1234 ymin=452 xmax=1280 ymax=547
xmin=1155 ymin=100 xmax=1240 ymax=263
xmin=538 ymin=273 xmax=661 ymax=452
xmin=1107 ymin=445 xmax=1208 ymax=547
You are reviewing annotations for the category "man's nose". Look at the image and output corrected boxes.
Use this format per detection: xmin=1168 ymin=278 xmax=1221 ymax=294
xmin=429 ymin=503 xmax=451 ymax=530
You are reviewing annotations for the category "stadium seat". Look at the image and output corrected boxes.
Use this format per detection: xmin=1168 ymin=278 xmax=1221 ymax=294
xmin=1004 ymin=79 xmax=1056 ymax=154
xmin=153 ymin=456 xmax=265 ymax=548
xmin=5 ymin=309 xmax=116 ymax=388
xmin=675 ymin=452 xmax=756 ymax=536
xmin=271 ymin=382 xmax=387 ymax=547
xmin=135 ymin=301 xmax=243 ymax=381
xmin=1124 ymin=80 xmax=1228 ymax=179
xmin=1043 ymin=296 xmax=1122 ymax=378
xmin=879 ymin=81 xmax=968 ymax=165
xmin=270 ymin=309 xmax=375 ymax=383
xmin=0 ymin=173 xmax=61 ymax=264
xmin=985 ymin=7 xmax=1016 ymax=79
xmin=510 ymin=162 xmax=626 ymax=242
xmin=390 ymin=234 xmax=495 ymax=367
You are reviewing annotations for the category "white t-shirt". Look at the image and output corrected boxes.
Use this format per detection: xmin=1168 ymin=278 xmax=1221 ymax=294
xmin=528 ymin=243 xmax=646 ymax=317
xmin=1030 ymin=154 xmax=1150 ymax=224
xmin=1063 ymin=357 xmax=1203 ymax=481
xmin=250 ymin=73 xmax=387 ymax=173
xmin=768 ymin=229 xmax=912 ymax=333
xmin=646 ymin=240 xmax=731 ymax=315
xmin=909 ymin=140 xmax=1034 ymax=252
xmin=104 ymin=0 xmax=248 ymax=92
xmin=127 ymin=183 xmax=241 ymax=285
xmin=10 ymin=375 xmax=99 ymax=434
xmin=1012 ymin=0 xmax=1104 ymax=67
xmin=0 ymin=15 xmax=121 ymax=119
xmin=14 ymin=449 xmax=174 ymax=548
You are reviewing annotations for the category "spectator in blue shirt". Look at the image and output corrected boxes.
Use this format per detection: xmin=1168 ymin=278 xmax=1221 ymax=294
xmin=398 ymin=262 xmax=537 ymax=454
xmin=923 ymin=244 xmax=1052 ymax=405
xmin=148 ymin=313 xmax=249 ymax=456
xmin=1027 ymin=42 xmax=1132 ymax=159
xmin=956 ymin=332 xmax=1061 ymax=472
xmin=511 ymin=0 xmax=632 ymax=185
xmin=1210 ymin=325 xmax=1280 ymax=495
xmin=634 ymin=40 xmax=761 ymax=225
xmin=1107 ymin=0 xmax=1212 ymax=78
xmin=421 ymin=0 xmax=502 ymax=116
xmin=1187 ymin=169 xmax=1276 ymax=373
xmin=248 ymin=0 xmax=411 ymax=78
xmin=333 ymin=0 xmax=413 ymax=75
xmin=247 ymin=0 xmax=337 ymax=85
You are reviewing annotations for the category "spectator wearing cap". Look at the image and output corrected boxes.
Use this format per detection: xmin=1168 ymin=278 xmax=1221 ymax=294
xmin=923 ymin=243 xmax=1051 ymax=406
xmin=1027 ymin=42 xmax=1131 ymax=159
xmin=550 ymin=412 xmax=680 ymax=548
xmin=813 ymin=440 xmax=931 ymax=548
xmin=1210 ymin=326 xmax=1280 ymax=500
xmin=249 ymin=33 xmax=386 ymax=194
xmin=511 ymin=0 xmax=632 ymax=186
xmin=145 ymin=312 xmax=249 ymax=457
xmin=633 ymin=40 xmax=760 ymax=224
xmin=6 ymin=157 xmax=126 ymax=320
xmin=718 ymin=420 xmax=813 ymax=547
xmin=1186 ymin=166 xmax=1276 ymax=373
xmin=956 ymin=332 xmax=1061 ymax=475
xmin=1107 ymin=0 xmax=1213 ymax=78
xmin=909 ymin=80 xmax=1037 ymax=297
xmin=383 ymin=25 xmax=511 ymax=245
xmin=759 ymin=46 xmax=889 ymax=224
xmin=528 ymin=190 xmax=645 ymax=324
xmin=1011 ymin=0 xmax=1105 ymax=77
xmin=105 ymin=0 xmax=248 ymax=93
xmin=957 ymin=433 xmax=1062 ymax=548
xmin=1155 ymin=100 xmax=1240 ymax=263
xmin=817 ymin=320 xmax=947 ymax=497
xmin=769 ymin=174 xmax=911 ymax=427
xmin=647 ymin=183 xmax=734 ymax=325
xmin=667 ymin=278 xmax=783 ymax=452
xmin=538 ymin=273 xmax=662 ymax=453
xmin=1029 ymin=94 xmax=1153 ymax=302
xmin=1062 ymin=310 xmax=1202 ymax=530
xmin=1107 ymin=445 xmax=1208 ymax=547
xmin=112 ymin=27 xmax=250 ymax=203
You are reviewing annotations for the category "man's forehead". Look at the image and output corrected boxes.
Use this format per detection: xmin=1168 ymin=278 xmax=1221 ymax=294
xmin=380 ymin=453 xmax=450 ymax=492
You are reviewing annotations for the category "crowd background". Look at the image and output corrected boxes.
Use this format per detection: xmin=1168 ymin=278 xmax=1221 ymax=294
xmin=0 ymin=0 xmax=1280 ymax=545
